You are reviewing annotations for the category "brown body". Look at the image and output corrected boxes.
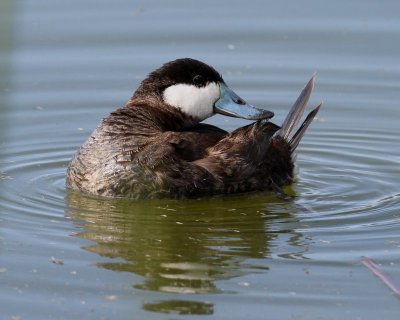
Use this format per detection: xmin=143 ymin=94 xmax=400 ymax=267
xmin=67 ymin=98 xmax=293 ymax=199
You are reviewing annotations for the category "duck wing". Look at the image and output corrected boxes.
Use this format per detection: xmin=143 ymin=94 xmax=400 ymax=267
xmin=129 ymin=126 xmax=226 ymax=198
xmin=136 ymin=124 xmax=226 ymax=168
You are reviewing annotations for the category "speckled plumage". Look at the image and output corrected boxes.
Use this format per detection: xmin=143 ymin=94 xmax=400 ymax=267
xmin=66 ymin=58 xmax=321 ymax=199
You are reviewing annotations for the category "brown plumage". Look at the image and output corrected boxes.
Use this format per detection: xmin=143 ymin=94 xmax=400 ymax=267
xmin=66 ymin=58 xmax=321 ymax=199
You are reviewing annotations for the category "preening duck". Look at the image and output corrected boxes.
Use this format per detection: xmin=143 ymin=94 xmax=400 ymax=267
xmin=67 ymin=58 xmax=321 ymax=199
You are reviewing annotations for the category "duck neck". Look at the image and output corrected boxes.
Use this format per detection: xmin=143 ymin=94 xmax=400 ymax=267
xmin=125 ymin=97 xmax=199 ymax=132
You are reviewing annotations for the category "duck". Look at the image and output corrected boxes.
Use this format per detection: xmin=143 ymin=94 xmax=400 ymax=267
xmin=66 ymin=58 xmax=322 ymax=199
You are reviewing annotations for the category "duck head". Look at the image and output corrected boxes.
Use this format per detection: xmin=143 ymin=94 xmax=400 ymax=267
xmin=132 ymin=58 xmax=274 ymax=122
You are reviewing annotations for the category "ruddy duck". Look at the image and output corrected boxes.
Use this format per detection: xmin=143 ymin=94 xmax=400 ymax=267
xmin=67 ymin=58 xmax=321 ymax=199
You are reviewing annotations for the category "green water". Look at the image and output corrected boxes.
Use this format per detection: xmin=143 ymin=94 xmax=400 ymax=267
xmin=1 ymin=0 xmax=400 ymax=319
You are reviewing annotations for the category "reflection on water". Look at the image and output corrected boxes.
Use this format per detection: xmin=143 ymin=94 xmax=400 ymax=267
xmin=67 ymin=190 xmax=305 ymax=314
xmin=143 ymin=300 xmax=214 ymax=315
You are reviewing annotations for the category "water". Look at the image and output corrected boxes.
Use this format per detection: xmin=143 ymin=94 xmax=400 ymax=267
xmin=1 ymin=0 xmax=400 ymax=319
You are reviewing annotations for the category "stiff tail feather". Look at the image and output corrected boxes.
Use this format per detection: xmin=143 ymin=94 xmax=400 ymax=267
xmin=273 ymin=73 xmax=322 ymax=150
xmin=289 ymin=103 xmax=322 ymax=150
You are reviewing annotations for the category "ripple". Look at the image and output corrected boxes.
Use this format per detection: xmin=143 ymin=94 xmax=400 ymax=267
xmin=294 ymin=125 xmax=400 ymax=234
xmin=0 ymin=140 xmax=71 ymax=223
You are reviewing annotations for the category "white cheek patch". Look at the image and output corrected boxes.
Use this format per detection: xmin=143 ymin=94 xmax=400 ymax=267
xmin=163 ymin=82 xmax=220 ymax=121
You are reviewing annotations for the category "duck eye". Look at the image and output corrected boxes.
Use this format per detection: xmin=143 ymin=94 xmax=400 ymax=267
xmin=192 ymin=75 xmax=205 ymax=86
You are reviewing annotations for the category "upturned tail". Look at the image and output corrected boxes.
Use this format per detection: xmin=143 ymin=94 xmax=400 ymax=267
xmin=273 ymin=74 xmax=322 ymax=150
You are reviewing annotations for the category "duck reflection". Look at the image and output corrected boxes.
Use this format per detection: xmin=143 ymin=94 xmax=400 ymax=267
xmin=66 ymin=191 xmax=305 ymax=314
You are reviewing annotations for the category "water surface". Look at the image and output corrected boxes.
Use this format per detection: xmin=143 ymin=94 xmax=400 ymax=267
xmin=1 ymin=0 xmax=400 ymax=319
